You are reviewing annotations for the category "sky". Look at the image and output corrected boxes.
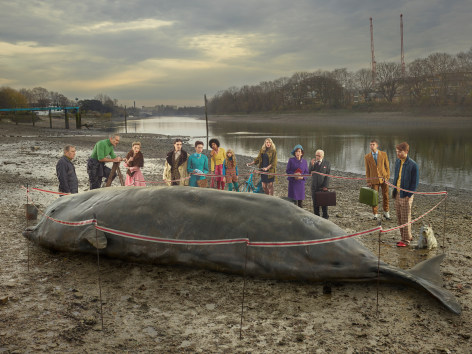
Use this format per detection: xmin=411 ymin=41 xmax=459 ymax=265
xmin=1 ymin=0 xmax=471 ymax=106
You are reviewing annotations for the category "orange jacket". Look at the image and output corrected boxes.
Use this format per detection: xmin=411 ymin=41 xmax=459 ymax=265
xmin=364 ymin=150 xmax=390 ymax=185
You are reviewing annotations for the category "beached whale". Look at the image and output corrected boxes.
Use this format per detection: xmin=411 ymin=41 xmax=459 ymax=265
xmin=23 ymin=186 xmax=461 ymax=314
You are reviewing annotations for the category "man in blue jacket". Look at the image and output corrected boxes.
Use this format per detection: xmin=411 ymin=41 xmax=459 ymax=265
xmin=392 ymin=142 xmax=419 ymax=247
xmin=56 ymin=145 xmax=79 ymax=194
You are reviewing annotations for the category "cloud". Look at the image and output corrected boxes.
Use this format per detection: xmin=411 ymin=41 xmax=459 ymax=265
xmin=1 ymin=0 xmax=471 ymax=105
xmin=68 ymin=19 xmax=174 ymax=34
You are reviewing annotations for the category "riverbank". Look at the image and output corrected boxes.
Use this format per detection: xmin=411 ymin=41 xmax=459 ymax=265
xmin=206 ymin=111 xmax=472 ymax=128
xmin=0 ymin=118 xmax=471 ymax=352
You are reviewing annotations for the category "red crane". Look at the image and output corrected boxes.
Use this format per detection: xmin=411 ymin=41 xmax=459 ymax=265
xmin=400 ymin=14 xmax=405 ymax=76
xmin=370 ymin=17 xmax=376 ymax=87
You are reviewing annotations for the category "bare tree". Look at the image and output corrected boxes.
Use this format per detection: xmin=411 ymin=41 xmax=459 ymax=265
xmin=31 ymin=87 xmax=51 ymax=107
xmin=355 ymin=68 xmax=374 ymax=101
xmin=456 ymin=47 xmax=472 ymax=71
xmin=376 ymin=62 xmax=402 ymax=102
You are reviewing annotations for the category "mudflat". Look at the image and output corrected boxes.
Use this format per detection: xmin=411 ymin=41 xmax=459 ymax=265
xmin=0 ymin=116 xmax=471 ymax=352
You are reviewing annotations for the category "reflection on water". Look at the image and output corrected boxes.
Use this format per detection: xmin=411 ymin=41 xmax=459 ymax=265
xmin=115 ymin=116 xmax=471 ymax=190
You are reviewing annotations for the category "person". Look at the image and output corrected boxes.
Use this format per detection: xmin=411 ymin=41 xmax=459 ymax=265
xmin=364 ymin=139 xmax=391 ymax=220
xmin=56 ymin=145 xmax=79 ymax=194
xmin=309 ymin=149 xmax=331 ymax=219
xmin=187 ymin=141 xmax=209 ymax=187
xmin=286 ymin=144 xmax=309 ymax=208
xmin=124 ymin=142 xmax=145 ymax=186
xmin=87 ymin=134 xmax=122 ymax=190
xmin=392 ymin=142 xmax=419 ymax=247
xmin=209 ymin=138 xmax=226 ymax=190
xmin=163 ymin=138 xmax=189 ymax=186
xmin=247 ymin=138 xmax=277 ymax=195
xmin=222 ymin=149 xmax=239 ymax=191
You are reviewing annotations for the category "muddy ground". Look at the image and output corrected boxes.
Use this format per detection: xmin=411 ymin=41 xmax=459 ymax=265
xmin=0 ymin=117 xmax=471 ymax=353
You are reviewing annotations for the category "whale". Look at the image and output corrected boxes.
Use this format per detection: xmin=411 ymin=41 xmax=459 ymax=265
xmin=23 ymin=186 xmax=461 ymax=314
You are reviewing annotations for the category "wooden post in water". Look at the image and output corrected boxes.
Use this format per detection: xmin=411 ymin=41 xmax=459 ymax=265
xmin=65 ymin=109 xmax=69 ymax=129
xmin=31 ymin=111 xmax=35 ymax=127
xmin=75 ymin=110 xmax=80 ymax=129
xmin=204 ymin=94 xmax=209 ymax=151
xmin=124 ymin=105 xmax=127 ymax=134
xmin=49 ymin=109 xmax=52 ymax=129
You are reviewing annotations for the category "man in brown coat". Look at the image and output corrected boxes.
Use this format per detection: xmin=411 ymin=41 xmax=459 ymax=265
xmin=364 ymin=139 xmax=391 ymax=220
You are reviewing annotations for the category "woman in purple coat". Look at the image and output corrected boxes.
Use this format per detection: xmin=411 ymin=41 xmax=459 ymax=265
xmin=286 ymin=144 xmax=309 ymax=208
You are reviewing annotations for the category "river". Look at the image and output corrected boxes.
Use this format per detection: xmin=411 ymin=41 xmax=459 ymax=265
xmin=115 ymin=115 xmax=472 ymax=190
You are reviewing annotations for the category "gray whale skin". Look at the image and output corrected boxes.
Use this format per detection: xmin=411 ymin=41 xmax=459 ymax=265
xmin=23 ymin=186 xmax=461 ymax=314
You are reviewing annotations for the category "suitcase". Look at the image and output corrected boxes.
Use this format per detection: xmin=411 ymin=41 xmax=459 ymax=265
xmin=315 ymin=191 xmax=336 ymax=206
xmin=359 ymin=187 xmax=379 ymax=207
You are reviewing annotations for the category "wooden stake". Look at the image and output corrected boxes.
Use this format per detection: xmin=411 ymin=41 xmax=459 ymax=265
xmin=65 ymin=109 xmax=69 ymax=129
xmin=204 ymin=94 xmax=209 ymax=152
xmin=124 ymin=105 xmax=128 ymax=134
xmin=105 ymin=162 xmax=125 ymax=187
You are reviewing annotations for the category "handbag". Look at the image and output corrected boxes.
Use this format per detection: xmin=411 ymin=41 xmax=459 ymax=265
xmin=359 ymin=187 xmax=379 ymax=207
xmin=315 ymin=190 xmax=336 ymax=206
xmin=197 ymin=178 xmax=208 ymax=188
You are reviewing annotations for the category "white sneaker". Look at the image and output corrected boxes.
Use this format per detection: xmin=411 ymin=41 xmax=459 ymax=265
xmin=373 ymin=214 xmax=379 ymax=220
xmin=384 ymin=212 xmax=391 ymax=220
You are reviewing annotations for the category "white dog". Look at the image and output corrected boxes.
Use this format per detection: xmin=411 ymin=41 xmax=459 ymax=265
xmin=416 ymin=224 xmax=438 ymax=250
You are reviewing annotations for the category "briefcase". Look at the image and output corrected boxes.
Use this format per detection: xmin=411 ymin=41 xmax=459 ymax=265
xmin=359 ymin=187 xmax=378 ymax=207
xmin=315 ymin=191 xmax=336 ymax=206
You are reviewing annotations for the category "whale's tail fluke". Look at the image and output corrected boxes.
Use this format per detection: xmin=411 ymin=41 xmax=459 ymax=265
xmin=382 ymin=254 xmax=461 ymax=314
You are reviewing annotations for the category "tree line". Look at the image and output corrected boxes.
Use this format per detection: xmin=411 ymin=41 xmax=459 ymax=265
xmin=0 ymin=87 xmax=204 ymax=117
xmin=208 ymin=47 xmax=472 ymax=114
xmin=0 ymin=87 xmax=126 ymax=116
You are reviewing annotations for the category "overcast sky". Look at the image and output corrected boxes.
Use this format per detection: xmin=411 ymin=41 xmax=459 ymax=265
xmin=1 ymin=0 xmax=471 ymax=106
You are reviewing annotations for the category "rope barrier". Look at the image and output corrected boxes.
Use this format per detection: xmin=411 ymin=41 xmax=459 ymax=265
xmin=23 ymin=166 xmax=448 ymax=243
xmin=380 ymin=194 xmax=447 ymax=233
xmin=26 ymin=186 xmax=70 ymax=196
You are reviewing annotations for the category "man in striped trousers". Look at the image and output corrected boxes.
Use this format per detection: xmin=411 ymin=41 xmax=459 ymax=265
xmin=392 ymin=142 xmax=419 ymax=247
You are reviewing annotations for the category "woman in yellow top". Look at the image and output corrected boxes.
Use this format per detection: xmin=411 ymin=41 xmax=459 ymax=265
xmin=209 ymin=138 xmax=226 ymax=190
xmin=247 ymin=138 xmax=277 ymax=195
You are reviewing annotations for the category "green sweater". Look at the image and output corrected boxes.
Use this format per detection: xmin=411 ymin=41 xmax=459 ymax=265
xmin=90 ymin=139 xmax=116 ymax=161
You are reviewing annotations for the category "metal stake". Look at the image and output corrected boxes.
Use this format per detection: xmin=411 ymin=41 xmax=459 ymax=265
xmin=442 ymin=188 xmax=447 ymax=253
xmin=376 ymin=221 xmax=382 ymax=316
xmin=239 ymin=240 xmax=249 ymax=340
xmin=26 ymin=183 xmax=30 ymax=272
xmin=94 ymin=214 xmax=104 ymax=330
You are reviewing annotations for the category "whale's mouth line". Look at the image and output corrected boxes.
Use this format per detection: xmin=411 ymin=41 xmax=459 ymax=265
xmin=23 ymin=228 xmax=33 ymax=241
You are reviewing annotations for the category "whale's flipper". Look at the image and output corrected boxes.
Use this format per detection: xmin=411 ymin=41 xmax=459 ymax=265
xmin=382 ymin=254 xmax=461 ymax=314
xmin=79 ymin=226 xmax=107 ymax=249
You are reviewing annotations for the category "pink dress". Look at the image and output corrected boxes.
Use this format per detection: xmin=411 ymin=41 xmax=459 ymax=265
xmin=124 ymin=164 xmax=146 ymax=186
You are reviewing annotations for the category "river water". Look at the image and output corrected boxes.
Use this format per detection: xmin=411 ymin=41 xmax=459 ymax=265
xmin=115 ymin=116 xmax=471 ymax=190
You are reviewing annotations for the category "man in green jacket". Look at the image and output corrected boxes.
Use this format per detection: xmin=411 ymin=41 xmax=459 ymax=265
xmin=87 ymin=134 xmax=122 ymax=189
